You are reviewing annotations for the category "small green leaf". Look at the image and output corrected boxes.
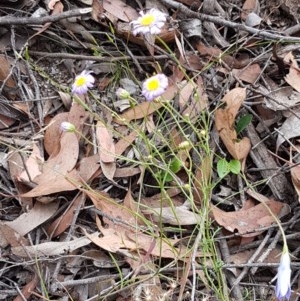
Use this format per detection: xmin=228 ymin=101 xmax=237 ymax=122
xmin=159 ymin=171 xmax=174 ymax=183
xmin=236 ymin=114 xmax=252 ymax=134
xmin=217 ymin=158 xmax=230 ymax=179
xmin=228 ymin=159 xmax=241 ymax=174
xmin=169 ymin=157 xmax=183 ymax=174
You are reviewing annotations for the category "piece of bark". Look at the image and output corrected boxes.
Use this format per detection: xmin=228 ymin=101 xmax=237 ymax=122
xmin=246 ymin=123 xmax=294 ymax=202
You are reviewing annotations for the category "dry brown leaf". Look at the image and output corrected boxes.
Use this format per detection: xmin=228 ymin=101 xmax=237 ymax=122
xmin=19 ymin=143 xmax=43 ymax=183
xmin=276 ymin=113 xmax=300 ymax=151
xmin=211 ymin=198 xmax=286 ymax=237
xmin=284 ymin=52 xmax=300 ymax=92
xmin=0 ymin=222 xmax=29 ymax=248
xmin=96 ymin=120 xmax=115 ymax=163
xmin=233 ymin=63 xmax=261 ymax=84
xmin=0 ymin=114 xmax=15 ymax=129
xmin=141 ymin=187 xmax=183 ymax=208
xmin=85 ymin=189 xmax=194 ymax=259
xmin=85 ymin=216 xmax=194 ymax=260
xmin=22 ymin=132 xmax=80 ymax=197
xmin=260 ymin=85 xmax=300 ymax=111
xmin=100 ymin=161 xmax=116 ymax=181
xmin=46 ymin=193 xmax=85 ymax=238
xmin=193 ymin=156 xmax=212 ymax=206
xmin=142 ymin=205 xmax=201 ymax=225
xmin=241 ymin=0 xmax=259 ymax=20
xmin=196 ymin=43 xmax=249 ymax=69
xmin=0 ymin=54 xmax=17 ymax=89
xmin=114 ymin=167 xmax=140 ymax=177
xmin=13 ymin=274 xmax=38 ymax=301
xmin=48 ymin=0 xmax=61 ymax=9
xmin=78 ymin=154 xmax=101 ymax=182
xmin=30 ymin=1 xmax=64 ymax=40
xmin=7 ymin=149 xmax=33 ymax=207
xmin=22 ymin=169 xmax=81 ymax=197
xmin=44 ymin=112 xmax=69 ymax=156
xmin=231 ymin=247 xmax=281 ymax=266
xmin=115 ymin=22 xmax=176 ymax=48
xmin=86 ymin=189 xmax=138 ymax=226
xmin=12 ymin=233 xmax=98 ymax=257
xmin=290 ymin=165 xmax=300 ymax=202
xmin=103 ymin=0 xmax=138 ymax=22
xmin=178 ymin=77 xmax=208 ymax=119
xmin=115 ymin=130 xmax=138 ymax=155
xmin=215 ymin=87 xmax=251 ymax=160
xmin=68 ymin=98 xmax=90 ymax=137
xmin=5 ymin=202 xmax=59 ymax=236
xmin=113 ymin=101 xmax=163 ymax=124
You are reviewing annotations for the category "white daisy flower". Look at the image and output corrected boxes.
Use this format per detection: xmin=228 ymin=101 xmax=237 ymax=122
xmin=60 ymin=122 xmax=76 ymax=133
xmin=276 ymin=251 xmax=291 ymax=301
xmin=131 ymin=8 xmax=167 ymax=36
xmin=72 ymin=70 xmax=95 ymax=95
xmin=142 ymin=74 xmax=168 ymax=101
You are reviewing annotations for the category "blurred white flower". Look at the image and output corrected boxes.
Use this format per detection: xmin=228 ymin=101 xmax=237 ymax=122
xmin=131 ymin=8 xmax=167 ymax=36
xmin=142 ymin=74 xmax=168 ymax=101
xmin=60 ymin=122 xmax=76 ymax=133
xmin=276 ymin=251 xmax=291 ymax=301
xmin=72 ymin=70 xmax=94 ymax=94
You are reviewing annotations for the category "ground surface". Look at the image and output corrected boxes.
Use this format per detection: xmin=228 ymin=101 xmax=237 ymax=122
xmin=1 ymin=0 xmax=300 ymax=300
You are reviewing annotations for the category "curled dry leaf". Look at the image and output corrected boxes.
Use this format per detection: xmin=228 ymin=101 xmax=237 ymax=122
xmin=215 ymin=87 xmax=251 ymax=160
xmin=211 ymin=196 xmax=289 ymax=237
xmin=84 ymin=189 xmax=195 ymax=259
xmin=284 ymin=52 xmax=300 ymax=93
xmin=113 ymin=101 xmax=163 ymax=125
xmin=21 ymin=133 xmax=80 ymax=197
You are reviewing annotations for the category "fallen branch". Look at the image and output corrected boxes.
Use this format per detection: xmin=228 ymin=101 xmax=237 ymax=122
xmin=0 ymin=8 xmax=92 ymax=25
xmin=161 ymin=0 xmax=300 ymax=42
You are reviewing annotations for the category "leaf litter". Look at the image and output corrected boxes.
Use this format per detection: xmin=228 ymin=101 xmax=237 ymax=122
xmin=1 ymin=0 xmax=300 ymax=300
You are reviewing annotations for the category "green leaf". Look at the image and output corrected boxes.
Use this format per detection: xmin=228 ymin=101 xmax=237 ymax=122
xmin=228 ymin=159 xmax=241 ymax=174
xmin=217 ymin=158 xmax=230 ymax=179
xmin=169 ymin=157 xmax=183 ymax=174
xmin=236 ymin=114 xmax=252 ymax=134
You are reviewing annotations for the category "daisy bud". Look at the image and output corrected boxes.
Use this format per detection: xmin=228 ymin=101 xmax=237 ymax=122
xmin=116 ymin=88 xmax=130 ymax=99
xmin=178 ymin=141 xmax=191 ymax=150
xmin=60 ymin=122 xmax=76 ymax=133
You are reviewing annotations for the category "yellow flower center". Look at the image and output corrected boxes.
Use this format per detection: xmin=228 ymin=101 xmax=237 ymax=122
xmin=76 ymin=76 xmax=86 ymax=87
xmin=146 ymin=78 xmax=160 ymax=91
xmin=140 ymin=14 xmax=155 ymax=26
